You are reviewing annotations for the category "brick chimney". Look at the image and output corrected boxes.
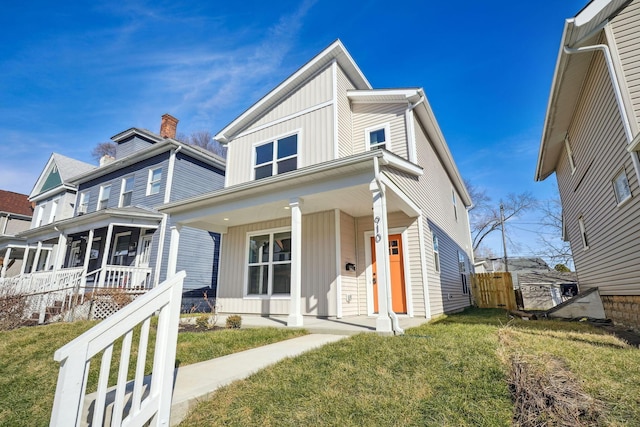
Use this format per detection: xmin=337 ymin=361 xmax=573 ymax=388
xmin=160 ymin=114 xmax=179 ymax=139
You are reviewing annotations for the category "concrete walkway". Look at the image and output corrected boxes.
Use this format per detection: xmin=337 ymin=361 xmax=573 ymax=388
xmin=169 ymin=333 xmax=346 ymax=425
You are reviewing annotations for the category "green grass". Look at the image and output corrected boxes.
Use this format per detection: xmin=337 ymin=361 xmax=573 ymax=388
xmin=180 ymin=309 xmax=640 ymax=426
xmin=0 ymin=321 xmax=306 ymax=427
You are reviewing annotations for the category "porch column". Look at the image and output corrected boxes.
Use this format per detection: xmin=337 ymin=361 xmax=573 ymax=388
xmin=33 ymin=242 xmax=43 ymax=272
xmin=81 ymin=229 xmax=95 ymax=288
xmin=370 ymin=181 xmax=392 ymax=333
xmin=167 ymin=225 xmax=181 ymax=277
xmin=52 ymin=233 xmax=67 ymax=274
xmin=1 ymin=247 xmax=11 ymax=278
xmin=20 ymin=246 xmax=30 ymax=274
xmin=287 ymin=198 xmax=303 ymax=327
xmin=98 ymin=224 xmax=114 ymax=287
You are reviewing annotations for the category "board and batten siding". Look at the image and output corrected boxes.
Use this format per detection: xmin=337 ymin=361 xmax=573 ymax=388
xmin=251 ymin=64 xmax=334 ymax=129
xmin=216 ymin=212 xmax=338 ymax=316
xmin=339 ymin=211 xmax=358 ymax=316
xmin=354 ymin=211 xmax=426 ymax=317
xmin=611 ymin=0 xmax=640 ymax=130
xmin=351 ymin=103 xmax=408 ymax=159
xmin=381 ymin=115 xmax=473 ymax=316
xmin=557 ymin=50 xmax=640 ymax=296
xmin=337 ymin=65 xmax=356 ymax=158
xmin=225 ymin=106 xmax=334 ymax=186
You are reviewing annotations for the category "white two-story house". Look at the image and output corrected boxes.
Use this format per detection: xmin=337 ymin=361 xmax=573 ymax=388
xmin=162 ymin=40 xmax=474 ymax=333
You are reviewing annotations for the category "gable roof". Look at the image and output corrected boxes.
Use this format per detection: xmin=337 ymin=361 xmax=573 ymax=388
xmin=29 ymin=153 xmax=95 ymax=200
xmin=215 ymin=39 xmax=371 ymax=143
xmin=535 ymin=0 xmax=630 ymax=181
xmin=0 ymin=190 xmax=33 ymax=217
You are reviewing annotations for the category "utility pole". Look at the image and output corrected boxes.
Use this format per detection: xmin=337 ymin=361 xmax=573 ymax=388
xmin=500 ymin=203 xmax=508 ymax=273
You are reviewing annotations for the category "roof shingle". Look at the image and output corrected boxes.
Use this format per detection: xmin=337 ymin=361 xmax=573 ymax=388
xmin=0 ymin=190 xmax=33 ymax=217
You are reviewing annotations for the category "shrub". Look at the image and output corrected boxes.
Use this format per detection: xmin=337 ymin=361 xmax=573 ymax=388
xmin=195 ymin=314 xmax=210 ymax=330
xmin=226 ymin=315 xmax=242 ymax=329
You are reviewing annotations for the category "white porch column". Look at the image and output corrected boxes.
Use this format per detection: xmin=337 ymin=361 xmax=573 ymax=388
xmin=20 ymin=246 xmax=30 ymax=274
xmin=287 ymin=198 xmax=303 ymax=327
xmin=98 ymin=224 xmax=114 ymax=287
xmin=52 ymin=233 xmax=67 ymax=273
xmin=167 ymin=225 xmax=181 ymax=277
xmin=33 ymin=242 xmax=43 ymax=272
xmin=1 ymin=247 xmax=12 ymax=278
xmin=370 ymin=181 xmax=392 ymax=333
xmin=81 ymin=229 xmax=95 ymax=288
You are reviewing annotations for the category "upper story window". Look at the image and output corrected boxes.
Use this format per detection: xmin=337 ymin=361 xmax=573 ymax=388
xmin=246 ymin=229 xmax=292 ymax=296
xmin=612 ymin=169 xmax=631 ymax=205
xmin=35 ymin=205 xmax=44 ymax=227
xmin=147 ymin=168 xmax=162 ymax=195
xmin=578 ymin=216 xmax=589 ymax=250
xmin=452 ymin=189 xmax=458 ymax=221
xmin=432 ymin=233 xmax=440 ymax=273
xmin=120 ymin=176 xmax=135 ymax=207
xmin=78 ymin=192 xmax=89 ymax=214
xmin=48 ymin=199 xmax=58 ymax=224
xmin=365 ymin=123 xmax=390 ymax=151
xmin=564 ymin=136 xmax=576 ymax=174
xmin=254 ymin=134 xmax=298 ymax=180
xmin=98 ymin=185 xmax=111 ymax=210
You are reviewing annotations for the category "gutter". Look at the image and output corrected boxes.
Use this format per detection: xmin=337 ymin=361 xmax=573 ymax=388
xmin=373 ymin=156 xmax=404 ymax=335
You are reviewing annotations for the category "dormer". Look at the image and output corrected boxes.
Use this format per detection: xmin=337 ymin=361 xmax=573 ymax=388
xmin=111 ymin=114 xmax=179 ymax=159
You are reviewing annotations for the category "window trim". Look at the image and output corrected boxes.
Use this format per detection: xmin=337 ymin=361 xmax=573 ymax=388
xmin=578 ymin=216 xmax=589 ymax=251
xmin=458 ymin=250 xmax=469 ymax=294
xmin=452 ymin=189 xmax=458 ymax=222
xmin=244 ymin=226 xmax=292 ymax=299
xmin=78 ymin=191 xmax=89 ymax=214
xmin=48 ymin=198 xmax=58 ymax=224
xmin=612 ymin=168 xmax=632 ymax=206
xmin=432 ymin=233 xmax=440 ymax=273
xmin=364 ymin=123 xmax=390 ymax=151
xmin=252 ymin=130 xmax=300 ymax=181
xmin=119 ymin=175 xmax=135 ymax=207
xmin=564 ymin=136 xmax=576 ymax=175
xmin=147 ymin=167 xmax=162 ymax=196
xmin=98 ymin=184 xmax=111 ymax=210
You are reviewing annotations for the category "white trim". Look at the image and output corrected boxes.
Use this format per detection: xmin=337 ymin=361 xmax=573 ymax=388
xmin=364 ymin=123 xmax=391 ymax=151
xmin=416 ymin=215 xmax=432 ymax=320
xmin=612 ymin=167 xmax=632 ymax=206
xmin=153 ymin=214 xmax=168 ymax=286
xmin=136 ymin=232 xmax=154 ymax=268
xmin=334 ymin=209 xmax=342 ymax=318
xmin=147 ymin=167 xmax=162 ymax=196
xmin=400 ymin=227 xmax=414 ymax=317
xmin=578 ymin=216 xmax=589 ymax=251
xmin=332 ymin=60 xmax=339 ymax=160
xmin=235 ymin=101 xmax=333 ymax=140
xmin=406 ymin=106 xmax=418 ymax=163
xmin=77 ymin=191 xmax=89 ymax=215
xmin=165 ymin=148 xmax=179 ymax=204
xmin=119 ymin=175 xmax=135 ymax=207
xmin=363 ymin=227 xmax=410 ymax=316
xmin=243 ymin=226 xmax=292 ymax=299
xmin=48 ymin=198 xmax=59 ymax=224
xmin=252 ymin=130 xmax=301 ymax=181
xmin=110 ymin=231 xmax=133 ymax=265
xmin=564 ymin=136 xmax=576 ymax=175
xmin=98 ymin=184 xmax=111 ymax=210
xmin=215 ymin=232 xmax=224 ymax=300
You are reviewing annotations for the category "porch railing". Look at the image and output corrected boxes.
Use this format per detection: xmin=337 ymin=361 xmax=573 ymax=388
xmin=97 ymin=265 xmax=153 ymax=290
xmin=50 ymin=270 xmax=185 ymax=427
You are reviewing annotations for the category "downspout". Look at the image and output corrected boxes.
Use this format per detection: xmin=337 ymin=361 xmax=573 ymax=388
xmin=373 ymin=156 xmax=404 ymax=335
xmin=405 ymin=95 xmax=425 ymax=164
xmin=563 ymin=43 xmax=640 ymax=181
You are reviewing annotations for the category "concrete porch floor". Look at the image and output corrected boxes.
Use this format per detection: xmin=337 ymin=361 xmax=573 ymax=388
xmin=212 ymin=314 xmax=430 ymax=335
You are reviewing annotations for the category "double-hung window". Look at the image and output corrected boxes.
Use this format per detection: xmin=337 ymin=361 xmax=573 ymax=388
xmin=365 ymin=123 xmax=389 ymax=151
xmin=247 ymin=230 xmax=292 ymax=296
xmin=452 ymin=189 xmax=458 ymax=221
xmin=458 ymin=251 xmax=469 ymax=294
xmin=78 ymin=191 xmax=89 ymax=214
xmin=613 ymin=169 xmax=631 ymax=205
xmin=432 ymin=233 xmax=440 ymax=273
xmin=120 ymin=176 xmax=135 ymax=207
xmin=564 ymin=136 xmax=576 ymax=174
xmin=98 ymin=185 xmax=111 ymax=210
xmin=148 ymin=168 xmax=162 ymax=195
xmin=578 ymin=216 xmax=589 ymax=250
xmin=254 ymin=134 xmax=298 ymax=180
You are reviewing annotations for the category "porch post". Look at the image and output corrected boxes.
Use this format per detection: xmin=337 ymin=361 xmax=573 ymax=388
xmin=20 ymin=246 xmax=30 ymax=274
xmin=288 ymin=198 xmax=303 ymax=327
xmin=370 ymin=181 xmax=392 ymax=333
xmin=98 ymin=224 xmax=114 ymax=287
xmin=81 ymin=229 xmax=94 ymax=288
xmin=1 ymin=247 xmax=11 ymax=278
xmin=33 ymin=242 xmax=43 ymax=272
xmin=52 ymin=233 xmax=67 ymax=275
xmin=167 ymin=225 xmax=181 ymax=277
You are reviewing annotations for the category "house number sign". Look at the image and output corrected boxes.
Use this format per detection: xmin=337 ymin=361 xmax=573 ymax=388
xmin=374 ymin=216 xmax=382 ymax=242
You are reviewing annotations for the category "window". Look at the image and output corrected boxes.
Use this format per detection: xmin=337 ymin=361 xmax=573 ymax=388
xmin=613 ymin=169 xmax=631 ymax=205
xmin=452 ymin=189 xmax=458 ymax=221
xmin=254 ymin=134 xmax=298 ymax=180
xmin=78 ymin=192 xmax=89 ymax=214
xmin=120 ymin=176 xmax=135 ymax=207
xmin=432 ymin=233 xmax=440 ymax=273
xmin=564 ymin=136 xmax=576 ymax=174
xmin=247 ymin=230 xmax=292 ymax=296
xmin=35 ymin=205 xmax=44 ymax=227
xmin=148 ymin=168 xmax=162 ymax=195
xmin=578 ymin=216 xmax=589 ymax=250
xmin=98 ymin=185 xmax=111 ymax=210
xmin=458 ymin=251 xmax=469 ymax=294
xmin=365 ymin=123 xmax=390 ymax=151
xmin=111 ymin=232 xmax=132 ymax=265
xmin=48 ymin=199 xmax=58 ymax=224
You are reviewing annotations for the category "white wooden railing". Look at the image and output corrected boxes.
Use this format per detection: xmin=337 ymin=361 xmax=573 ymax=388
xmin=98 ymin=266 xmax=153 ymax=290
xmin=50 ymin=270 xmax=186 ymax=427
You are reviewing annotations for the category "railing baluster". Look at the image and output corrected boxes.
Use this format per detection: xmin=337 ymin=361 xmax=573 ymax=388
xmin=111 ymin=330 xmax=134 ymax=425
xmin=93 ymin=344 xmax=114 ymax=427
xmin=130 ymin=317 xmax=151 ymax=418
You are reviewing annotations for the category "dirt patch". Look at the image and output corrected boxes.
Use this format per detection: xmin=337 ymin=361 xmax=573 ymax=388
xmin=508 ymin=354 xmax=603 ymax=426
xmin=179 ymin=324 xmax=225 ymax=333
xmin=590 ymin=321 xmax=640 ymax=348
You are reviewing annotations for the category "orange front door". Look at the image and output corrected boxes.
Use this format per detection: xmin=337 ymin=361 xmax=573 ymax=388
xmin=371 ymin=234 xmax=407 ymax=314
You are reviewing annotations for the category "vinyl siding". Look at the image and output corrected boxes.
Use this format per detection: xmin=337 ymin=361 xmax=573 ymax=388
xmin=611 ymin=0 xmax=640 ymax=128
xmin=216 ymin=212 xmax=337 ymax=316
xmin=351 ymin=103 xmax=408 ymax=159
xmin=337 ymin=65 xmax=356 ymax=158
xmin=340 ymin=211 xmax=359 ymax=316
xmin=3 ymin=217 xmax=30 ymax=235
xmin=225 ymin=106 xmax=334 ymax=186
xmin=557 ymin=49 xmax=640 ymax=296
xmin=170 ymin=153 xmax=225 ymax=202
xmin=115 ymin=135 xmax=155 ymax=159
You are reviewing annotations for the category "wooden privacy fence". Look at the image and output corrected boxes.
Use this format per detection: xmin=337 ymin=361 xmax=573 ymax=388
xmin=471 ymin=272 xmax=517 ymax=310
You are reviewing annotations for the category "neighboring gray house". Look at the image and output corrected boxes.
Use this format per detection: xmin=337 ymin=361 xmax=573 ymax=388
xmin=536 ymin=0 xmax=640 ymax=329
xmin=0 ymin=190 xmax=34 ymax=277
xmin=161 ymin=40 xmax=475 ymax=333
xmin=15 ymin=115 xmax=226 ymax=309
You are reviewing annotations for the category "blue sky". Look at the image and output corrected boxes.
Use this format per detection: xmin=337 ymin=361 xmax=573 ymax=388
xmin=1 ymin=0 xmax=588 ymax=261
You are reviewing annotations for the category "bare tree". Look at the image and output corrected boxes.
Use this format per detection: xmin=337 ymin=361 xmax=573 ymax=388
xmin=91 ymin=142 xmax=117 ymax=163
xmin=466 ymin=180 xmax=537 ymax=255
xmin=179 ymin=130 xmax=227 ymax=158
xmin=535 ymin=198 xmax=573 ymax=267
